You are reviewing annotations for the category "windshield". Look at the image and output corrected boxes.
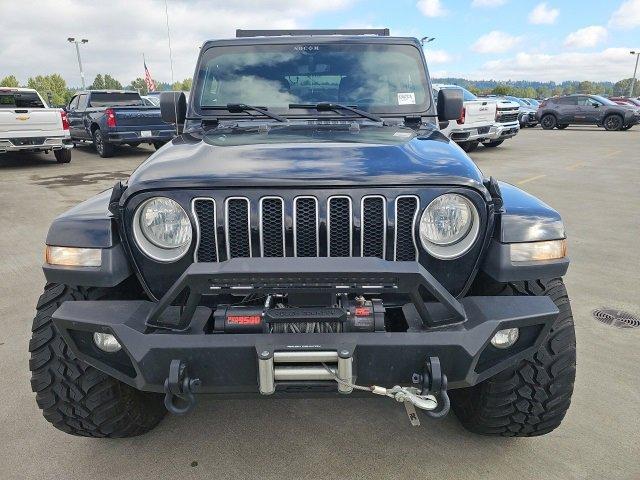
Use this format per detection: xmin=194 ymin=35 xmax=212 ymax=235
xmin=526 ymin=98 xmax=539 ymax=107
xmin=89 ymin=92 xmax=143 ymax=107
xmin=591 ymin=95 xmax=617 ymax=106
xmin=195 ymin=43 xmax=430 ymax=116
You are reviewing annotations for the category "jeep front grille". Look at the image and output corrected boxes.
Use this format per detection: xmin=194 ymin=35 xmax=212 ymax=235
xmin=193 ymin=193 xmax=420 ymax=262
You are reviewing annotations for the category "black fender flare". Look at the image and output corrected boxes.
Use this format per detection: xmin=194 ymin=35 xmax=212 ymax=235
xmin=480 ymin=182 xmax=568 ymax=282
xmin=44 ymin=189 xmax=132 ymax=287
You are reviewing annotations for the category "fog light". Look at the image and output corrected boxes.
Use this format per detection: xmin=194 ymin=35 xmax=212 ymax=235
xmin=490 ymin=328 xmax=519 ymax=349
xmin=93 ymin=332 xmax=122 ymax=353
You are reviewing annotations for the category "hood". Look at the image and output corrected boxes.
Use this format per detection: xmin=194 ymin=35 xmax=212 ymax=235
xmin=124 ymin=123 xmax=487 ymax=199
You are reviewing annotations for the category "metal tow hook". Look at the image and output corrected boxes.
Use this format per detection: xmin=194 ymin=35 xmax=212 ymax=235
xmin=163 ymin=359 xmax=201 ymax=415
xmin=412 ymin=356 xmax=450 ymax=419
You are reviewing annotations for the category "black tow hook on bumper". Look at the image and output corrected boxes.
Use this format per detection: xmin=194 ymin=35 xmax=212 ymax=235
xmin=163 ymin=360 xmax=201 ymax=415
xmin=413 ymin=357 xmax=450 ymax=419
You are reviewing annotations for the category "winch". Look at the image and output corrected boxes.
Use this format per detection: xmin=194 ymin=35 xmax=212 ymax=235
xmin=212 ymin=294 xmax=386 ymax=334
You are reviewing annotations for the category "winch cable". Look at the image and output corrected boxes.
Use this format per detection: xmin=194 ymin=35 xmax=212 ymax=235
xmin=321 ymin=363 xmax=443 ymax=413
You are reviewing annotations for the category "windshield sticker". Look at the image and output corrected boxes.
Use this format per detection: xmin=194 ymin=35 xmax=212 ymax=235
xmin=397 ymin=92 xmax=416 ymax=105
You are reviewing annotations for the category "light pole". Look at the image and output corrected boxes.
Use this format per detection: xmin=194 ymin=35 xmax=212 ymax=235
xmin=420 ymin=36 xmax=436 ymax=46
xmin=67 ymin=37 xmax=89 ymax=89
xmin=630 ymin=51 xmax=640 ymax=98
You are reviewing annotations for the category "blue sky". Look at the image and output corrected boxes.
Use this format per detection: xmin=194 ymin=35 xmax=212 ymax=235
xmin=311 ymin=0 xmax=640 ymax=82
xmin=2 ymin=0 xmax=639 ymax=85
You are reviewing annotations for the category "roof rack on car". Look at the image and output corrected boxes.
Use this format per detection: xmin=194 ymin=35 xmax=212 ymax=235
xmin=236 ymin=29 xmax=390 ymax=38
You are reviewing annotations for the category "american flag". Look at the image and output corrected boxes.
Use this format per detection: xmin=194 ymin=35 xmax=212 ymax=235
xmin=144 ymin=60 xmax=157 ymax=92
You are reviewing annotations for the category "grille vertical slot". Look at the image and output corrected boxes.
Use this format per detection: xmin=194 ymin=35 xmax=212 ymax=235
xmin=327 ymin=196 xmax=352 ymax=257
xmin=192 ymin=198 xmax=218 ymax=262
xmin=293 ymin=196 xmax=319 ymax=257
xmin=394 ymin=195 xmax=419 ymax=261
xmin=225 ymin=197 xmax=252 ymax=258
xmin=361 ymin=195 xmax=386 ymax=258
xmin=260 ymin=197 xmax=285 ymax=257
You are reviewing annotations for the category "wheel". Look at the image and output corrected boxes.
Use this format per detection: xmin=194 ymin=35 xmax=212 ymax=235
xmin=540 ymin=114 xmax=557 ymax=130
xmin=92 ymin=129 xmax=114 ymax=157
xmin=29 ymin=283 xmax=166 ymax=437
xmin=483 ymin=140 xmax=504 ymax=148
xmin=603 ymin=114 xmax=623 ymax=131
xmin=53 ymin=149 xmax=71 ymax=163
xmin=450 ymin=277 xmax=576 ymax=437
xmin=153 ymin=141 xmax=166 ymax=150
xmin=556 ymin=124 xmax=568 ymax=130
xmin=460 ymin=141 xmax=479 ymax=153
xmin=621 ymin=125 xmax=632 ymax=131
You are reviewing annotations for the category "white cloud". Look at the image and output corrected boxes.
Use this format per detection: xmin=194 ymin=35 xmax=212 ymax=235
xmin=471 ymin=0 xmax=507 ymax=7
xmin=528 ymin=2 xmax=559 ymax=25
xmin=609 ymin=0 xmax=640 ymax=29
xmin=471 ymin=31 xmax=522 ymax=54
xmin=423 ymin=49 xmax=452 ymax=64
xmin=416 ymin=0 xmax=448 ymax=17
xmin=564 ymin=26 xmax=608 ymax=48
xmin=0 ymin=0 xmax=352 ymax=86
xmin=472 ymin=48 xmax=636 ymax=82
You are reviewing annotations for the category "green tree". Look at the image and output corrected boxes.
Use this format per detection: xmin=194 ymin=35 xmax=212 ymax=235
xmin=89 ymin=74 xmax=105 ymax=90
xmin=577 ymin=81 xmax=596 ymax=94
xmin=129 ymin=77 xmax=148 ymax=95
xmin=171 ymin=78 xmax=193 ymax=91
xmin=103 ymin=74 xmax=122 ymax=89
xmin=614 ymin=78 xmax=639 ymax=97
xmin=0 ymin=75 xmax=20 ymax=87
xmin=27 ymin=74 xmax=70 ymax=106
xmin=491 ymin=85 xmax=512 ymax=95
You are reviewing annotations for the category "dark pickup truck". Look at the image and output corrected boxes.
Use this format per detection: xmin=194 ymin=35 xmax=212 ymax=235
xmin=65 ymin=90 xmax=176 ymax=157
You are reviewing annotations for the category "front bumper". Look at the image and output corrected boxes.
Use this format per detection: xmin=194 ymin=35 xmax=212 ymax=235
xmin=0 ymin=136 xmax=72 ymax=153
xmin=107 ymin=129 xmax=174 ymax=144
xmin=449 ymin=125 xmax=494 ymax=143
xmin=486 ymin=122 xmax=520 ymax=140
xmin=52 ymin=258 xmax=558 ymax=395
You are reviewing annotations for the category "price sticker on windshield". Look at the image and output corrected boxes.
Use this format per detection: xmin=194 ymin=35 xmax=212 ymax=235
xmin=397 ymin=92 xmax=416 ymax=105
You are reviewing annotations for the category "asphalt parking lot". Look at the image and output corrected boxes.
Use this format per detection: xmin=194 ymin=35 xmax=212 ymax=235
xmin=0 ymin=128 xmax=638 ymax=480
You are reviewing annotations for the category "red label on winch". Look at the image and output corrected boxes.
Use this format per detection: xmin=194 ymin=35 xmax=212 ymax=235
xmin=355 ymin=307 xmax=371 ymax=317
xmin=227 ymin=315 xmax=262 ymax=325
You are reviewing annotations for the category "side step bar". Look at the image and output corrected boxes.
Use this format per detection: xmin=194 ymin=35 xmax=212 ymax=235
xmin=258 ymin=350 xmax=353 ymax=395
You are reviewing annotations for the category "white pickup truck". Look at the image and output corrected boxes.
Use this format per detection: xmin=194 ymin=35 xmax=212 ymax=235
xmin=433 ymin=84 xmax=497 ymax=152
xmin=0 ymin=88 xmax=72 ymax=163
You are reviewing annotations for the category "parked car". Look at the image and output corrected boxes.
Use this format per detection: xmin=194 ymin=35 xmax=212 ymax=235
xmin=609 ymin=97 xmax=640 ymax=110
xmin=502 ymin=95 xmax=538 ymax=128
xmin=524 ymin=98 xmax=540 ymax=108
xmin=479 ymin=96 xmax=521 ymax=147
xmin=0 ymin=87 xmax=72 ymax=163
xmin=31 ymin=29 xmax=575 ymax=440
xmin=65 ymin=90 xmax=176 ymax=157
xmin=536 ymin=94 xmax=640 ymax=131
xmin=432 ymin=84 xmax=497 ymax=152
xmin=141 ymin=95 xmax=160 ymax=107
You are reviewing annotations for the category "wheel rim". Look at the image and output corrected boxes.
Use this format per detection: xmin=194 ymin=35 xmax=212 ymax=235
xmin=605 ymin=116 xmax=621 ymax=130
xmin=542 ymin=116 xmax=554 ymax=128
xmin=95 ymin=132 xmax=103 ymax=154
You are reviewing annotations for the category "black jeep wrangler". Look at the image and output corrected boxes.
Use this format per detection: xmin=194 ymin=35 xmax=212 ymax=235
xmin=30 ymin=29 xmax=575 ymax=438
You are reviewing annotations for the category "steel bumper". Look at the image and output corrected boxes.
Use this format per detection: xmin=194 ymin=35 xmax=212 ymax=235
xmin=51 ymin=258 xmax=559 ymax=395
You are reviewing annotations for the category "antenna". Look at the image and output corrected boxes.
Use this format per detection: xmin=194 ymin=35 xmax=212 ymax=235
xmin=164 ymin=0 xmax=179 ymax=136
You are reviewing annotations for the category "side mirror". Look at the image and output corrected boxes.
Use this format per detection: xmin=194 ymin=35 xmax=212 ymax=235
xmin=160 ymin=91 xmax=187 ymax=125
xmin=437 ymin=88 xmax=464 ymax=121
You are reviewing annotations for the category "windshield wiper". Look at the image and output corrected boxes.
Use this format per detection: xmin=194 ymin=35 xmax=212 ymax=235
xmin=289 ymin=102 xmax=383 ymax=123
xmin=201 ymin=103 xmax=288 ymax=123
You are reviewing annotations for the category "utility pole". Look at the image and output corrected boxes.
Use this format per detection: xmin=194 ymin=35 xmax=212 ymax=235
xmin=630 ymin=51 xmax=640 ymax=97
xmin=67 ymin=37 xmax=89 ymax=89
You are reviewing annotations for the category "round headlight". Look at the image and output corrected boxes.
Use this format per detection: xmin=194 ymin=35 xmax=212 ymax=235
xmin=139 ymin=197 xmax=191 ymax=248
xmin=133 ymin=197 xmax=192 ymax=262
xmin=419 ymin=193 xmax=479 ymax=260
